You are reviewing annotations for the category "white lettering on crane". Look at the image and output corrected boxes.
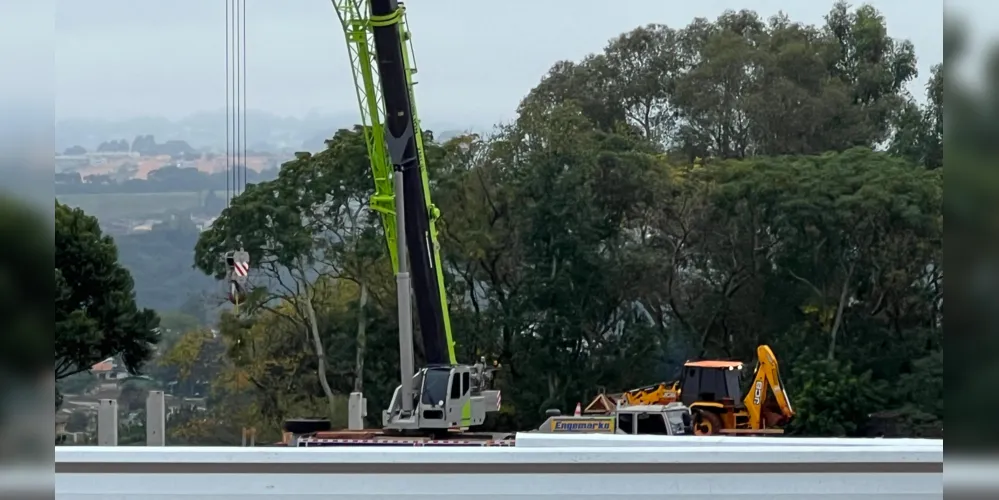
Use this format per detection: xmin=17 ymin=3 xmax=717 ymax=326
xmin=753 ymin=381 xmax=763 ymax=405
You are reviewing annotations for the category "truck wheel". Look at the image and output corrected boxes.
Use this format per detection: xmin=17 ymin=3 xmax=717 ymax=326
xmin=693 ymin=411 xmax=723 ymax=436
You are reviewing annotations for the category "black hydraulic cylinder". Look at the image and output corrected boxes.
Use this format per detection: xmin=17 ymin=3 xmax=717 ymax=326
xmin=369 ymin=0 xmax=450 ymax=366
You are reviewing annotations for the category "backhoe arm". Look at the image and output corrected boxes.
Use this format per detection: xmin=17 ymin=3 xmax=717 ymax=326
xmin=743 ymin=345 xmax=795 ymax=429
xmin=622 ymin=382 xmax=678 ymax=406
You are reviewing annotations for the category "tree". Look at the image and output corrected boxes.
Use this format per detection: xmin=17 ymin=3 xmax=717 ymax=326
xmin=65 ymin=411 xmax=90 ymax=433
xmin=0 ymin=198 xmax=54 ymax=388
xmin=888 ymin=63 xmax=943 ymax=169
xmin=821 ymin=2 xmax=918 ymax=147
xmin=115 ymin=218 xmax=215 ymax=312
xmin=96 ymin=139 xmax=129 ymax=153
xmin=156 ymin=327 xmax=225 ymax=398
xmin=939 ymin=17 xmax=997 ymax=447
xmin=500 ymin=36 xmax=941 ymax=427
xmin=520 ymin=3 xmax=918 ymax=160
xmin=435 ymin=107 xmax=669 ymax=426
xmin=703 ymin=149 xmax=942 ymax=360
xmin=786 ymin=358 xmax=886 ymax=436
xmin=193 ymin=127 xmax=391 ymax=420
xmin=55 ymin=201 xmax=160 ymax=380
xmin=172 ymin=5 xmax=944 ymax=438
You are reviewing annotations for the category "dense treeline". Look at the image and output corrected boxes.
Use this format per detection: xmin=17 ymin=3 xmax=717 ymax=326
xmin=151 ymin=2 xmax=944 ymax=442
xmin=55 ymin=164 xmax=280 ymax=195
xmin=72 ymin=135 xmax=199 ymax=156
xmin=54 ymin=202 xmax=161 ymax=397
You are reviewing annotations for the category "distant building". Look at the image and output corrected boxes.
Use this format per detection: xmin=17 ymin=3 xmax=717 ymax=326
xmin=55 ymin=151 xmax=140 ymax=174
xmin=90 ymin=357 xmax=130 ymax=383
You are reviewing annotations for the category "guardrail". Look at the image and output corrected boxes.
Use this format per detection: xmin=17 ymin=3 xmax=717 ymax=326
xmin=514 ymin=432 xmax=941 ymax=448
xmin=56 ymin=440 xmax=942 ymax=499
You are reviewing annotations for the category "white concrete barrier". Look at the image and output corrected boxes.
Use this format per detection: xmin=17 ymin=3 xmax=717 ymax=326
xmin=56 ymin=445 xmax=942 ymax=499
xmin=515 ymin=432 xmax=943 ymax=448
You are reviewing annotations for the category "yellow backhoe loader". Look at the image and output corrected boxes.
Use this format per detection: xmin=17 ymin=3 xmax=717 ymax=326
xmin=680 ymin=345 xmax=795 ymax=435
xmin=591 ymin=345 xmax=795 ymax=435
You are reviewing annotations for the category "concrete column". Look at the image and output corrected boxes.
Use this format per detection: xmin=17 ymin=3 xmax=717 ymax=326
xmin=97 ymin=399 xmax=118 ymax=446
xmin=145 ymin=390 xmax=165 ymax=446
xmin=348 ymin=392 xmax=367 ymax=430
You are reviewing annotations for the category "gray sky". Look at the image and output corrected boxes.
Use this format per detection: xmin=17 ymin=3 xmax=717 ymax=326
xmin=55 ymin=0 xmax=944 ymax=126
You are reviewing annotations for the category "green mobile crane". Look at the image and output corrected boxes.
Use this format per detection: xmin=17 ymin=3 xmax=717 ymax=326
xmin=331 ymin=0 xmax=500 ymax=434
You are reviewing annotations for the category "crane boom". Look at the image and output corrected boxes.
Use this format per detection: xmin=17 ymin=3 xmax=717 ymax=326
xmin=332 ymin=0 xmax=455 ymax=366
xmin=332 ymin=0 xmax=499 ymax=432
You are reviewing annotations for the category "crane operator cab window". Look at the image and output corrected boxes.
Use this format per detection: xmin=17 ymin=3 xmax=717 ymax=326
xmin=442 ymin=366 xmax=472 ymax=425
xmin=450 ymin=372 xmax=461 ymax=399
xmin=447 ymin=369 xmax=472 ymax=400
xmin=422 ymin=367 xmax=451 ymax=407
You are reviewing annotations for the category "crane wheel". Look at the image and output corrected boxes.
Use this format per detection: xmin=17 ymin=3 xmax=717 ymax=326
xmin=693 ymin=410 xmax=723 ymax=436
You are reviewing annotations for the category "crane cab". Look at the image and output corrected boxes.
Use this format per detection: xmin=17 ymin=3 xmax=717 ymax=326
xmin=383 ymin=360 xmax=500 ymax=433
xmin=417 ymin=365 xmax=469 ymax=425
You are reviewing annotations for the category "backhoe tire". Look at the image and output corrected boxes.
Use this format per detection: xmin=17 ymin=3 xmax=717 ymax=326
xmin=693 ymin=410 xmax=723 ymax=436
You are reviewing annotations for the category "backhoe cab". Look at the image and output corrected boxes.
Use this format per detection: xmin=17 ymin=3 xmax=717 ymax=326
xmin=681 ymin=345 xmax=795 ymax=435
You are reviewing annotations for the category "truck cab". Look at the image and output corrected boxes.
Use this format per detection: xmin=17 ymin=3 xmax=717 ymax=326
xmin=535 ymin=402 xmax=692 ymax=435
xmin=616 ymin=403 xmax=692 ymax=435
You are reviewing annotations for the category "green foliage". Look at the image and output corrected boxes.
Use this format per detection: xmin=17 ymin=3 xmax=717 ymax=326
xmin=521 ymin=2 xmax=926 ymax=162
xmin=118 ymin=379 xmax=154 ymax=412
xmin=878 ymin=350 xmax=944 ymax=437
xmin=157 ymin=311 xmax=202 ymax=343
xmin=191 ymin=128 xmax=391 ymax=424
xmin=938 ymin=18 xmax=999 ymax=448
xmin=55 ymin=201 xmax=161 ymax=379
xmin=0 ymin=197 xmax=53 ymax=380
xmin=65 ymin=411 xmax=90 ymax=433
xmin=115 ymin=218 xmax=215 ymax=313
xmin=58 ymin=371 xmax=97 ymax=395
xmin=786 ymin=358 xmax=886 ymax=436
xmin=152 ymin=2 xmax=944 ymax=441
